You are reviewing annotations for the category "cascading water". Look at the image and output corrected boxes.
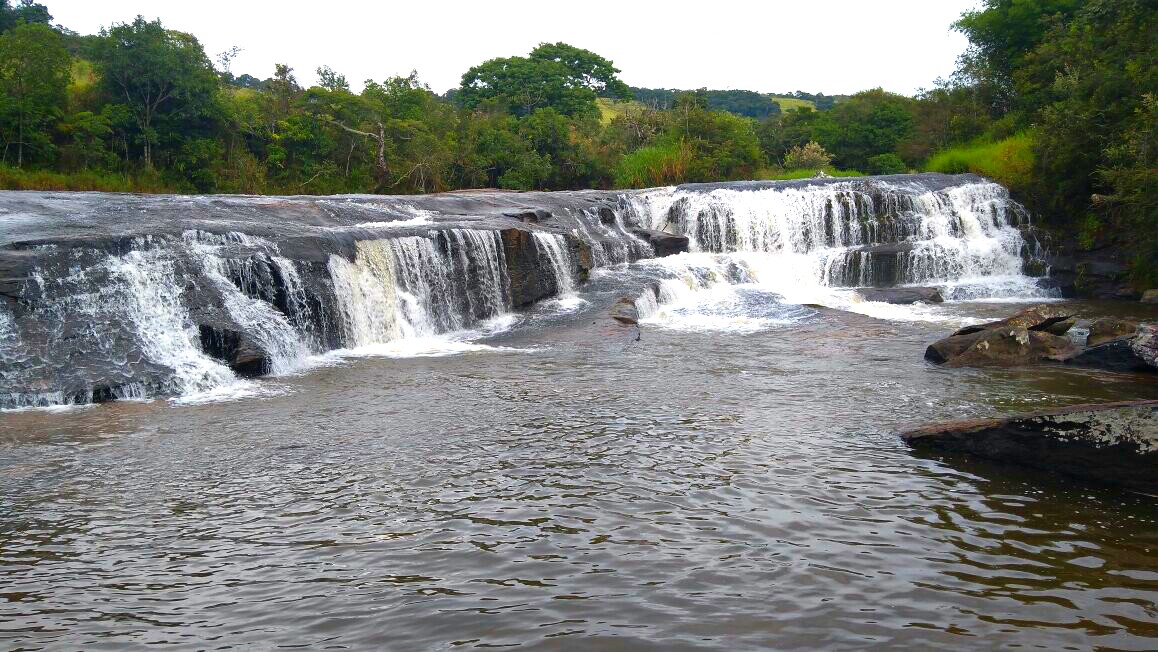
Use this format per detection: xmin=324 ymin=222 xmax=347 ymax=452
xmin=622 ymin=177 xmax=1050 ymax=305
xmin=0 ymin=174 xmax=1054 ymax=408
xmin=327 ymin=229 xmax=512 ymax=349
xmin=532 ymin=232 xmax=575 ymax=295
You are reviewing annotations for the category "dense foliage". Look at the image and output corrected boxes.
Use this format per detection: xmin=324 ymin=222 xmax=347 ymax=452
xmin=0 ymin=0 xmax=1153 ymax=284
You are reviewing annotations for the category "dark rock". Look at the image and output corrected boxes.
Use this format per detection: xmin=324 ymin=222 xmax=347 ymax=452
xmin=198 ymin=325 xmax=269 ymax=377
xmin=502 ymin=208 xmax=552 ymax=224
xmin=900 ymin=400 xmax=1158 ymax=491
xmin=952 ymin=304 xmax=1075 ymax=337
xmin=925 ymin=330 xmax=987 ymax=364
xmin=1087 ymin=318 xmax=1138 ymax=346
xmin=597 ymin=206 xmax=617 ymax=225
xmin=1039 ymin=317 xmax=1077 ymax=336
xmin=499 ymin=228 xmax=571 ymax=307
xmin=857 ymin=286 xmax=943 ymax=304
xmin=630 ymin=229 xmax=689 ymax=257
xmin=608 ymin=297 xmax=640 ymax=325
xmin=1067 ymin=324 xmax=1158 ymax=373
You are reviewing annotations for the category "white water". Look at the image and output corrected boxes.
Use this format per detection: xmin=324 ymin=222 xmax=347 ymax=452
xmin=533 ymin=232 xmax=575 ymax=295
xmin=622 ymin=179 xmax=1053 ymax=326
xmin=0 ymin=177 xmax=1056 ymax=409
xmin=328 ymin=229 xmax=513 ymax=353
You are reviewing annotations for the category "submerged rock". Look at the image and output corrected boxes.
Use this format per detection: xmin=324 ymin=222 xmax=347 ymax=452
xmin=856 ymin=287 xmax=943 ymax=304
xmin=1087 ymin=318 xmax=1139 ymax=346
xmin=900 ymin=400 xmax=1158 ymax=491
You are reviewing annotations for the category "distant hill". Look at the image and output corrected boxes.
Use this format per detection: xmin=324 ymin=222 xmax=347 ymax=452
xmin=629 ymin=87 xmax=843 ymax=119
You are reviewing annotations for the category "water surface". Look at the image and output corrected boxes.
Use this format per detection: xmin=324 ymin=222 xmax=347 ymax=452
xmin=3 ymin=291 xmax=1156 ymax=650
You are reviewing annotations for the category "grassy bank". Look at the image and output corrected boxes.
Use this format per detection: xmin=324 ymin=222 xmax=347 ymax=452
xmin=757 ymin=167 xmax=864 ymax=180
xmin=924 ymin=133 xmax=1034 ymax=190
xmin=0 ymin=166 xmax=176 ymax=193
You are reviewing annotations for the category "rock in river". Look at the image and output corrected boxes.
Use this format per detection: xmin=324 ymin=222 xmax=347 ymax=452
xmin=1087 ymin=317 xmax=1138 ymax=346
xmin=856 ymin=287 xmax=944 ymax=304
xmin=925 ymin=304 xmax=1079 ymax=367
xmin=900 ymin=400 xmax=1158 ymax=491
xmin=609 ymin=297 xmax=641 ymax=325
xmin=1066 ymin=323 xmax=1158 ymax=373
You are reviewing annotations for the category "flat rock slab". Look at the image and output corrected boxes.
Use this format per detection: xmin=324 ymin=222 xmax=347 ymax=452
xmin=900 ymin=400 xmax=1158 ymax=491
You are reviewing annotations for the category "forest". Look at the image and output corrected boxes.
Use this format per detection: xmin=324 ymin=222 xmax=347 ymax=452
xmin=0 ymin=0 xmax=1153 ymax=284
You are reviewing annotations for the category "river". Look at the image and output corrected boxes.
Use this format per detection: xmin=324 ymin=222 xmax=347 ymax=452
xmin=1 ymin=176 xmax=1156 ymax=649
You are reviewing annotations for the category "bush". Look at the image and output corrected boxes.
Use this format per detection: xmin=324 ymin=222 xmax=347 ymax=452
xmin=925 ymin=133 xmax=1034 ymax=190
xmin=614 ymin=141 xmax=690 ymax=188
xmin=866 ymin=153 xmax=906 ymax=174
xmin=783 ymin=141 xmax=832 ymax=170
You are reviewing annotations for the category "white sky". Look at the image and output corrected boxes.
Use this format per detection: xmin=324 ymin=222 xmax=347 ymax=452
xmin=47 ymin=0 xmax=980 ymax=96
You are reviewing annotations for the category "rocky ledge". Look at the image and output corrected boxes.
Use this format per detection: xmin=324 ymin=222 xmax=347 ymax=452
xmin=900 ymin=400 xmax=1158 ymax=491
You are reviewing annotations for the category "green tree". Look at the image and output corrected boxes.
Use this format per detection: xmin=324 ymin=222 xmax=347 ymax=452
xmin=91 ymin=16 xmax=220 ymax=170
xmin=459 ymin=43 xmax=629 ymax=118
xmin=0 ymin=0 xmax=51 ymax=34
xmin=0 ymin=22 xmax=70 ymax=167
xmin=528 ymin=42 xmax=631 ymax=99
xmin=810 ymin=89 xmax=915 ymax=170
xmin=953 ymin=0 xmax=1082 ymax=118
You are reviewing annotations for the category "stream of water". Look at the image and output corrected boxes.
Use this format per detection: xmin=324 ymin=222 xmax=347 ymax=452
xmin=1 ymin=178 xmax=1156 ymax=650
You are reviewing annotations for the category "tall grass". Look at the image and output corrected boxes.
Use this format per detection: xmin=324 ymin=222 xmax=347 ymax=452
xmin=613 ymin=142 xmax=691 ymax=188
xmin=757 ymin=167 xmax=864 ymax=180
xmin=925 ymin=133 xmax=1034 ymax=190
xmin=0 ymin=166 xmax=175 ymax=193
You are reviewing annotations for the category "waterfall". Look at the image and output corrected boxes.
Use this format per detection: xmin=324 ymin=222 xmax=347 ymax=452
xmin=183 ymin=231 xmax=314 ymax=375
xmin=532 ymin=232 xmax=574 ymax=295
xmin=623 ymin=178 xmax=1045 ymax=297
xmin=0 ymin=175 xmax=1050 ymax=408
xmin=327 ymin=229 xmax=511 ymax=349
xmin=108 ymin=247 xmax=241 ymax=394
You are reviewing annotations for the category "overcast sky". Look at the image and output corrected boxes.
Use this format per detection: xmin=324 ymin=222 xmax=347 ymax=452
xmin=47 ymin=0 xmax=980 ymax=96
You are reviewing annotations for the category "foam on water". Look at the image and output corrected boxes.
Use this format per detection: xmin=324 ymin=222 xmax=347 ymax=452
xmin=622 ymin=178 xmax=1055 ymax=325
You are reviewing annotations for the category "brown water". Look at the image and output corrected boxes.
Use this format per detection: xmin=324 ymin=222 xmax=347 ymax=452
xmin=2 ymin=296 xmax=1157 ymax=651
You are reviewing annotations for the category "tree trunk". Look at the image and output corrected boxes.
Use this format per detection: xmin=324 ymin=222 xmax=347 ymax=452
xmin=16 ymin=110 xmax=23 ymax=168
xmin=142 ymin=111 xmax=153 ymax=171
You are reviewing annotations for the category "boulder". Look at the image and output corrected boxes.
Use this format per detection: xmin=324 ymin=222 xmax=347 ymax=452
xmin=943 ymin=327 xmax=1033 ymax=367
xmin=1067 ymin=324 xmax=1158 ymax=373
xmin=1087 ymin=318 xmax=1138 ymax=346
xmin=608 ymin=297 xmax=640 ymax=325
xmin=926 ymin=305 xmax=1081 ymax=366
xmin=925 ymin=330 xmax=987 ymax=364
xmin=1142 ymin=289 xmax=1158 ymax=304
xmin=630 ymin=228 xmax=690 ymax=258
xmin=951 ymin=304 xmax=1075 ymax=337
xmin=857 ymin=287 xmax=944 ymax=304
xmin=1029 ymin=330 xmax=1079 ymax=361
xmin=899 ymin=400 xmax=1158 ymax=491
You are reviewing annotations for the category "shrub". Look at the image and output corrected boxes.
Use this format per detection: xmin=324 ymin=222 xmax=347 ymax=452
xmin=783 ymin=140 xmax=832 ymax=170
xmin=866 ymin=153 xmax=906 ymax=175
